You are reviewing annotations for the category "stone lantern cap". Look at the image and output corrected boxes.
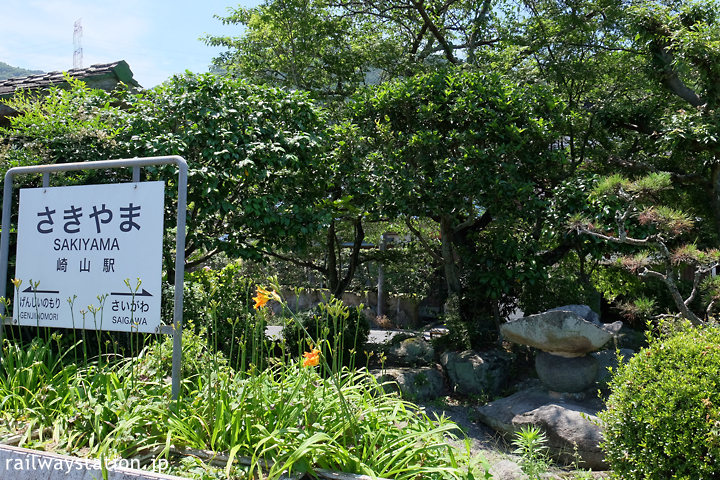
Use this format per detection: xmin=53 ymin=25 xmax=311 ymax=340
xmin=500 ymin=309 xmax=621 ymax=357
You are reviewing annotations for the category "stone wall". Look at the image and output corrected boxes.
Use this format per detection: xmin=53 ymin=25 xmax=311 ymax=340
xmin=274 ymin=288 xmax=421 ymax=328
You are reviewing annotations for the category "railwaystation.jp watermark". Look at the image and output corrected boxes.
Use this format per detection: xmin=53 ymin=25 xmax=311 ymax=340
xmin=5 ymin=454 xmax=169 ymax=474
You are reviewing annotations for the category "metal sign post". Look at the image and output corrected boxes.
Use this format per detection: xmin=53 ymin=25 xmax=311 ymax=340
xmin=0 ymin=156 xmax=187 ymax=400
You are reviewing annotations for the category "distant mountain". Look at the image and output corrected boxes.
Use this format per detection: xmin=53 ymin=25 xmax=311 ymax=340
xmin=0 ymin=62 xmax=44 ymax=81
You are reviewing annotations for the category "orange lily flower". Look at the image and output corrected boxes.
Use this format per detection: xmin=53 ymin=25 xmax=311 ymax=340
xmin=302 ymin=348 xmax=321 ymax=367
xmin=253 ymin=286 xmax=280 ymax=310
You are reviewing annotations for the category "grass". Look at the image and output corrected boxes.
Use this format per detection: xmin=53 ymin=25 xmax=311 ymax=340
xmin=0 ymin=286 xmax=489 ymax=480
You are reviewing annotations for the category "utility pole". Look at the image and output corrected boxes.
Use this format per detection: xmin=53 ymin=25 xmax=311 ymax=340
xmin=73 ymin=18 xmax=83 ymax=69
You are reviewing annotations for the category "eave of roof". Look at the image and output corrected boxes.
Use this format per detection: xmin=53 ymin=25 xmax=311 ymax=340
xmin=0 ymin=60 xmax=140 ymax=98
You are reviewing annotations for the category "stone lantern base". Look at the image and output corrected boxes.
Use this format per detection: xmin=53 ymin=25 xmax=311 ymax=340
xmin=535 ymin=351 xmax=598 ymax=393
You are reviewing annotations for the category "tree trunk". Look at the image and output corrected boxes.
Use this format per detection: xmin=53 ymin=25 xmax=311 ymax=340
xmin=326 ymin=220 xmax=339 ymax=295
xmin=332 ymin=217 xmax=365 ymax=297
xmin=711 ymin=164 xmax=720 ymax=238
xmin=440 ymin=215 xmax=461 ymax=295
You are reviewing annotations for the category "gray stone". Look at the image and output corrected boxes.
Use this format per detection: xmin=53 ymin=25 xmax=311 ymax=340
xmin=500 ymin=311 xmax=615 ymax=357
xmin=387 ymin=336 xmax=435 ymax=366
xmin=549 ymin=305 xmax=600 ymax=324
xmin=488 ymin=459 xmax=528 ymax=480
xmin=374 ymin=367 xmax=448 ymax=401
xmin=514 ymin=404 xmax=605 ymax=469
xmin=600 ymin=321 xmax=623 ymax=335
xmin=535 ymin=352 xmax=598 ymax=393
xmin=440 ymin=350 xmax=512 ymax=397
xmin=476 ymin=387 xmax=606 ymax=469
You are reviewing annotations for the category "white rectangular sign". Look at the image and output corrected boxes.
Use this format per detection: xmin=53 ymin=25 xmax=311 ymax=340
xmin=13 ymin=182 xmax=165 ymax=333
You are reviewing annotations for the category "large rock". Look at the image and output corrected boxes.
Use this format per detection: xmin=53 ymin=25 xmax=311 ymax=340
xmin=387 ymin=336 xmax=435 ymax=366
xmin=440 ymin=350 xmax=512 ymax=397
xmin=549 ymin=304 xmax=601 ymax=324
xmin=476 ymin=386 xmax=606 ymax=469
xmin=374 ymin=366 xmax=447 ymax=401
xmin=535 ymin=352 xmax=598 ymax=393
xmin=500 ymin=311 xmax=616 ymax=357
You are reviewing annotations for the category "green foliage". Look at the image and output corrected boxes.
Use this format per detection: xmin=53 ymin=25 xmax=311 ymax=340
xmin=601 ymin=323 xmax=720 ymax=479
xmin=590 ymin=174 xmax=631 ymax=200
xmin=180 ymin=262 xmax=263 ymax=358
xmin=0 ymin=335 xmax=76 ymax=426
xmin=577 ymin=171 xmax=720 ymax=324
xmin=282 ymin=298 xmax=369 ymax=369
xmin=671 ymin=244 xmax=720 ymax=266
xmin=616 ymin=296 xmax=656 ymax=324
xmin=357 ymin=67 xmax=565 ymax=221
xmin=205 ymin=0 xmax=400 ymax=99
xmin=0 ymin=76 xmax=123 ymax=171
xmin=512 ymin=425 xmax=551 ymax=479
xmin=433 ymin=294 xmax=470 ymax=351
xmin=161 ymin=263 xmax=280 ymax=371
xmin=518 ymin=252 xmax=600 ymax=315
xmin=1 ymin=73 xmax=338 ymax=280
xmin=355 ymin=66 xmax=566 ymax=342
xmin=121 ymin=73 xmax=330 ymax=265
xmin=0 ymin=304 xmax=481 ymax=480
xmin=627 ymin=172 xmax=674 ymax=196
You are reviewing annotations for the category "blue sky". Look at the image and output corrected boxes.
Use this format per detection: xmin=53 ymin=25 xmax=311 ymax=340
xmin=1 ymin=0 xmax=261 ymax=88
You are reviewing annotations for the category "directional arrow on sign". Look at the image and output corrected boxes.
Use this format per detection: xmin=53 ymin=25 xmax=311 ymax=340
xmin=21 ymin=287 xmax=60 ymax=294
xmin=110 ymin=289 xmax=153 ymax=297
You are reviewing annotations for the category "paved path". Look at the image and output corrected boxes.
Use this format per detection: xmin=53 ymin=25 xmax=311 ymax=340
xmin=265 ymin=325 xmax=405 ymax=344
xmin=265 ymin=326 xmax=450 ymax=344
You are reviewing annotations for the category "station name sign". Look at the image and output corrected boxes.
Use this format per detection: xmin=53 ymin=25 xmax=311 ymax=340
xmin=13 ymin=182 xmax=165 ymax=333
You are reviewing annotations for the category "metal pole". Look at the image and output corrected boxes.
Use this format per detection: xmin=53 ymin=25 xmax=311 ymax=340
xmin=0 ymin=156 xmax=187 ymax=398
xmin=377 ymin=234 xmax=386 ymax=317
xmin=171 ymin=160 xmax=187 ymax=400
xmin=0 ymin=172 xmax=15 ymax=354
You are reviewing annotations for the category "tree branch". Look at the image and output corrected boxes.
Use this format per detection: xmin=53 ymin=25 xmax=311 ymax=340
xmin=251 ymin=244 xmax=327 ymax=275
xmin=653 ymin=48 xmax=704 ymax=107
xmin=411 ymin=0 xmax=459 ymax=64
xmin=405 ymin=217 xmax=442 ymax=263
xmin=185 ymin=248 xmax=221 ymax=271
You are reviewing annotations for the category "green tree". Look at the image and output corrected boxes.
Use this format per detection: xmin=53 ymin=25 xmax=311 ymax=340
xmin=354 ymin=67 xmax=567 ymax=343
xmin=503 ymin=0 xmax=720 ymax=319
xmin=0 ymin=77 xmax=124 ymax=170
xmin=205 ymin=0 xmax=402 ymax=99
xmin=330 ymin=0 xmax=505 ymax=66
xmin=1 ymin=73 xmax=383 ymax=297
xmin=572 ymin=172 xmax=720 ymax=324
xmin=116 ymin=73 xmax=332 ymax=274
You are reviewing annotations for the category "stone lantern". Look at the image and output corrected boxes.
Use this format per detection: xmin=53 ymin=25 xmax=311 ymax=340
xmin=500 ymin=305 xmax=622 ymax=393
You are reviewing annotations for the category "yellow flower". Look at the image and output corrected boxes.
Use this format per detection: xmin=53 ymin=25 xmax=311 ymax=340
xmin=252 ymin=286 xmax=281 ymax=310
xmin=11 ymin=278 xmax=21 ymax=289
xmin=302 ymin=348 xmax=321 ymax=367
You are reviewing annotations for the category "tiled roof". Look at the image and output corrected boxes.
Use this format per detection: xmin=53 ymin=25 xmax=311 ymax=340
xmin=0 ymin=60 xmax=139 ymax=97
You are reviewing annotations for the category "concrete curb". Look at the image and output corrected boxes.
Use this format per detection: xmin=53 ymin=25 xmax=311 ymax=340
xmin=0 ymin=444 xmax=188 ymax=480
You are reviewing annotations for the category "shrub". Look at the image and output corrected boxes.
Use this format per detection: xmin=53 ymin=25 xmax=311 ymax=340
xmin=281 ymin=298 xmax=369 ymax=370
xmin=600 ymin=322 xmax=720 ymax=479
xmin=164 ymin=262 xmax=266 ymax=361
xmin=518 ymin=252 xmax=601 ymax=315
